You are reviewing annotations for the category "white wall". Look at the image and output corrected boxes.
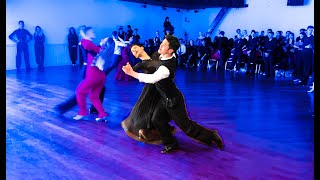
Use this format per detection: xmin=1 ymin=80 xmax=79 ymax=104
xmin=181 ymin=8 xmax=221 ymax=40
xmin=183 ymin=0 xmax=314 ymax=40
xmin=6 ymin=0 xmax=314 ymax=70
xmin=6 ymin=0 xmax=183 ymax=70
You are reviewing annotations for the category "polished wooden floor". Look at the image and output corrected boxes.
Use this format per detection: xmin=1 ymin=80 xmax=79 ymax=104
xmin=6 ymin=65 xmax=314 ymax=180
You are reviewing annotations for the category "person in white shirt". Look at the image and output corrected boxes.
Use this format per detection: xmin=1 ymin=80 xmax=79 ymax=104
xmin=89 ymin=31 xmax=127 ymax=114
xmin=122 ymin=35 xmax=224 ymax=153
xmin=177 ymin=38 xmax=187 ymax=67
xmin=154 ymin=30 xmax=162 ymax=47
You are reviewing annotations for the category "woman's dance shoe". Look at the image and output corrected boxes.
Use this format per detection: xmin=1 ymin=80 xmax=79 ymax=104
xmin=95 ymin=116 xmax=107 ymax=122
xmin=73 ymin=115 xmax=88 ymax=120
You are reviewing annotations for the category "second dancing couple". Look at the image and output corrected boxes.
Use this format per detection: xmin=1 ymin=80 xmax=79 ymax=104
xmin=122 ymin=35 xmax=224 ymax=153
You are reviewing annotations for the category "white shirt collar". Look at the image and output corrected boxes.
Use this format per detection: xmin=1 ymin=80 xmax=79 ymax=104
xmin=160 ymin=53 xmax=176 ymax=60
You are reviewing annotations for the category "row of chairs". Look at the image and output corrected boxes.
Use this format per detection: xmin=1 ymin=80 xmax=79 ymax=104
xmin=207 ymin=58 xmax=263 ymax=74
xmin=207 ymin=49 xmax=264 ymax=74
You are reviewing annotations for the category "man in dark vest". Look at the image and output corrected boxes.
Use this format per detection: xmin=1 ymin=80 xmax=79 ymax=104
xmin=9 ymin=20 xmax=33 ymax=71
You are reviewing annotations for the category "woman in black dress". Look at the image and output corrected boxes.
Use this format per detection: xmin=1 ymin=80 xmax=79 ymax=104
xmin=34 ymin=26 xmax=45 ymax=70
xmin=68 ymin=27 xmax=78 ymax=66
xmin=121 ymin=51 xmax=176 ymax=144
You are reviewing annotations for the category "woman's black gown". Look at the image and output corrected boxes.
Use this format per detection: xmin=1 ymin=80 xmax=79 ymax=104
xmin=121 ymin=59 xmax=176 ymax=144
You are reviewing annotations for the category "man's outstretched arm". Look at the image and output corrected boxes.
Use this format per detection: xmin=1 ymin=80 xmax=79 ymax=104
xmin=122 ymin=62 xmax=170 ymax=84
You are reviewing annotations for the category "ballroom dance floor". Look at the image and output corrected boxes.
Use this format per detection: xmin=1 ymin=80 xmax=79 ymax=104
xmin=6 ymin=65 xmax=314 ymax=179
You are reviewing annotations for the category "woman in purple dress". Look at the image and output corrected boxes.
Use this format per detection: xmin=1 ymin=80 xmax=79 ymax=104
xmin=115 ymin=36 xmax=138 ymax=81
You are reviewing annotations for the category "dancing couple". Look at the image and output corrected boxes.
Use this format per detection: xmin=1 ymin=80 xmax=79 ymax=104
xmin=122 ymin=35 xmax=224 ymax=153
xmin=55 ymin=27 xmax=118 ymax=121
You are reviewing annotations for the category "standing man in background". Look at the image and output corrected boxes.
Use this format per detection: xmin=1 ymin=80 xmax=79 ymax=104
xmin=132 ymin=28 xmax=141 ymax=44
xmin=300 ymin=25 xmax=314 ymax=87
xmin=9 ymin=20 xmax=33 ymax=71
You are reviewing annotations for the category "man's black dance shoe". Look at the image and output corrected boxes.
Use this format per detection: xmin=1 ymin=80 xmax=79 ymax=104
xmin=212 ymin=130 xmax=224 ymax=150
